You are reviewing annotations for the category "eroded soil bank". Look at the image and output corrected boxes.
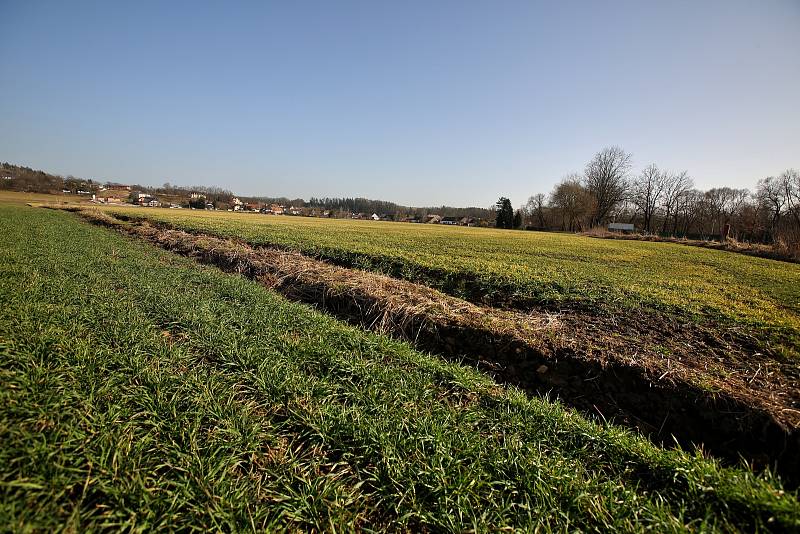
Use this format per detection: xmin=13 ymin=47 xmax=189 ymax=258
xmin=68 ymin=208 xmax=800 ymax=484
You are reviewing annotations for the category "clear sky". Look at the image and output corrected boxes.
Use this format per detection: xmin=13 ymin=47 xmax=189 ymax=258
xmin=1 ymin=1 xmax=798 ymax=207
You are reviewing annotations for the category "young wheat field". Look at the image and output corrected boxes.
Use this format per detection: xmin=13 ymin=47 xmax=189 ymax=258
xmin=1 ymin=204 xmax=799 ymax=531
xmin=105 ymin=206 xmax=800 ymax=356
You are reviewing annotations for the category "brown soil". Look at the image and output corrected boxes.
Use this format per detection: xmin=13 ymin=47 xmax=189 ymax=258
xmin=67 ymin=208 xmax=800 ymax=484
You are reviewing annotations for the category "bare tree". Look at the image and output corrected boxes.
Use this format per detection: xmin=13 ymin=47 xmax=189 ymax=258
xmin=660 ymin=170 xmax=693 ymax=235
xmin=550 ymin=174 xmax=595 ymax=231
xmin=583 ymin=146 xmax=632 ymax=226
xmin=631 ymin=164 xmax=666 ymax=233
xmin=523 ymin=193 xmax=548 ymax=229
xmin=780 ymin=169 xmax=800 ymax=229
xmin=756 ymin=175 xmax=786 ymax=240
xmin=738 ymin=194 xmax=763 ymax=242
xmin=701 ymin=187 xmax=750 ymax=238
xmin=676 ymin=189 xmax=703 ymax=237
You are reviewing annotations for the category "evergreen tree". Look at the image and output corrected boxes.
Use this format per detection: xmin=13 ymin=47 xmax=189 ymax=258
xmin=495 ymin=197 xmax=514 ymax=229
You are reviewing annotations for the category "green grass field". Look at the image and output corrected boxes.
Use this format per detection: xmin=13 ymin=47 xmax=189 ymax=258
xmin=105 ymin=207 xmax=800 ymax=355
xmin=2 ymin=205 xmax=799 ymax=531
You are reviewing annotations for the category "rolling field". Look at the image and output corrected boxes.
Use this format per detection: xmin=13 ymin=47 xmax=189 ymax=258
xmin=2 ymin=206 xmax=800 ymax=531
xmin=0 ymin=190 xmax=84 ymax=206
xmin=105 ymin=207 xmax=800 ymax=356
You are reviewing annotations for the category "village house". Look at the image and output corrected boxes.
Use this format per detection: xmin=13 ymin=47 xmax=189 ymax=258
xmin=441 ymin=216 xmax=459 ymax=225
xmin=135 ymin=193 xmax=159 ymax=207
xmin=425 ymin=214 xmax=442 ymax=224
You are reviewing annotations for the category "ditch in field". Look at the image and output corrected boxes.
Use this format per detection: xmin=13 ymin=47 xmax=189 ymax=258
xmin=68 ymin=208 xmax=800 ymax=484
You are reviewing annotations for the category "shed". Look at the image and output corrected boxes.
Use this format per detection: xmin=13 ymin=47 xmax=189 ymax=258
xmin=608 ymin=222 xmax=635 ymax=232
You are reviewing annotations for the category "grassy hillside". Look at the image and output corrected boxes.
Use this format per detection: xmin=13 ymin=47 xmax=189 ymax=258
xmin=105 ymin=207 xmax=800 ymax=355
xmin=1 ymin=205 xmax=798 ymax=531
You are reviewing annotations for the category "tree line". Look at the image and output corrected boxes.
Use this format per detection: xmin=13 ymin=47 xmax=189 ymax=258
xmin=307 ymin=197 xmax=492 ymax=219
xmin=493 ymin=147 xmax=799 ymax=251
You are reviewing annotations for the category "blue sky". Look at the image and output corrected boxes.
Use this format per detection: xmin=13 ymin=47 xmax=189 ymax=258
xmin=1 ymin=0 xmax=798 ymax=207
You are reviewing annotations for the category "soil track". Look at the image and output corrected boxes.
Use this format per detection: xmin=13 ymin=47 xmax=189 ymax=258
xmin=68 ymin=208 xmax=800 ymax=484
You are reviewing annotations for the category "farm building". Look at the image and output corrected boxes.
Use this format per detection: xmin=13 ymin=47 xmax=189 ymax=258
xmin=608 ymin=222 xmax=635 ymax=232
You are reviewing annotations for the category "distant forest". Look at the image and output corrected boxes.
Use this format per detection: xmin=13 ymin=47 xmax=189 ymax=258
xmin=0 ymin=162 xmax=492 ymax=219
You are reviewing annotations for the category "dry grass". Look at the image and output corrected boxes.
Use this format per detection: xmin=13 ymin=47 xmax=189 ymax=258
xmin=581 ymin=227 xmax=800 ymax=263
